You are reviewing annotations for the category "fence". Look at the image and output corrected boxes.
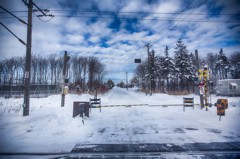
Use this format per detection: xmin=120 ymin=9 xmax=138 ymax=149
xmin=0 ymin=84 xmax=61 ymax=98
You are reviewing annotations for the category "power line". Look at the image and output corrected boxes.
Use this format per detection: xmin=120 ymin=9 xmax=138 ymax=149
xmin=1 ymin=9 xmax=240 ymax=16
xmin=41 ymin=9 xmax=240 ymax=16
xmin=159 ymin=0 xmax=206 ymax=41
xmin=0 ymin=5 xmax=27 ymax=25
xmin=1 ymin=14 xmax=238 ymax=23
xmin=32 ymin=11 xmax=54 ymax=22
xmin=0 ymin=21 xmax=27 ymax=46
xmin=32 ymin=1 xmax=47 ymax=16
xmin=48 ymin=15 xmax=240 ymax=23
xmin=137 ymin=0 xmax=202 ymax=55
xmin=0 ymin=10 xmax=28 ymax=13
xmin=21 ymin=0 xmax=54 ymax=22
xmin=150 ymin=0 xmax=205 ymax=48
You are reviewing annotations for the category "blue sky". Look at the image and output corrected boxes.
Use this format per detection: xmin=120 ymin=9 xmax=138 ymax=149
xmin=0 ymin=0 xmax=240 ymax=82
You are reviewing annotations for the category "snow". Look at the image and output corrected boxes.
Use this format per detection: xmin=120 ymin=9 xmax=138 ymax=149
xmin=230 ymin=83 xmax=237 ymax=87
xmin=0 ymin=87 xmax=240 ymax=153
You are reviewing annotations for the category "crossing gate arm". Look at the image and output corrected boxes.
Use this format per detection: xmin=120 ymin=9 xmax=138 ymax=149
xmin=91 ymin=103 xmax=201 ymax=108
xmin=98 ymin=104 xmax=149 ymax=108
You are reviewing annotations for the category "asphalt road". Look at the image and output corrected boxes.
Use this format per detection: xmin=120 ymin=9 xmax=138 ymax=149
xmin=1 ymin=142 xmax=240 ymax=158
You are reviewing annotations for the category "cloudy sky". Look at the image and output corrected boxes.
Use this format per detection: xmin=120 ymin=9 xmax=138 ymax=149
xmin=0 ymin=0 xmax=240 ymax=82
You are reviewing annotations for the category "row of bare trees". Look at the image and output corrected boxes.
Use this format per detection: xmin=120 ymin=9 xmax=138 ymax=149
xmin=70 ymin=55 xmax=106 ymax=91
xmin=0 ymin=54 xmax=106 ymax=92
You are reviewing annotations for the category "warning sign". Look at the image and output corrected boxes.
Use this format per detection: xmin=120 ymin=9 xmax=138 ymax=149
xmin=216 ymin=99 xmax=228 ymax=116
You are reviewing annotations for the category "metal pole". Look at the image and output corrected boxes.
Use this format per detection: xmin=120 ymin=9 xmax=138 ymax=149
xmin=23 ymin=0 xmax=32 ymax=116
xmin=126 ymin=72 xmax=128 ymax=90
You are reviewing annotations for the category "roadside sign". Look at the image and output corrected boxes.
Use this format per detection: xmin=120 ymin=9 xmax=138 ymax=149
xmin=135 ymin=59 xmax=141 ymax=63
xmin=216 ymin=99 xmax=228 ymax=117
xmin=73 ymin=102 xmax=90 ymax=118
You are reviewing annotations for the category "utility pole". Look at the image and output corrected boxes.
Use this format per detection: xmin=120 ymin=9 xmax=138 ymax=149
xmin=144 ymin=43 xmax=152 ymax=96
xmin=23 ymin=0 xmax=33 ymax=116
xmin=61 ymin=51 xmax=70 ymax=107
xmin=195 ymin=50 xmax=199 ymax=95
xmin=126 ymin=72 xmax=128 ymax=90
xmin=195 ymin=50 xmax=200 ymax=75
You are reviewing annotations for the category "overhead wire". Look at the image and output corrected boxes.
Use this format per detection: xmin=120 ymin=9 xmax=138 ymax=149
xmin=36 ymin=9 xmax=240 ymax=16
xmin=150 ymin=0 xmax=203 ymax=47
xmin=133 ymin=0 xmax=199 ymax=59
xmin=0 ymin=5 xmax=27 ymax=25
xmin=0 ymin=4 xmax=27 ymax=46
xmin=2 ymin=10 xmax=239 ymax=15
xmin=1 ymin=3 xmax=238 ymax=60
xmin=32 ymin=11 xmax=54 ymax=22
xmin=0 ymin=9 xmax=239 ymax=23
xmin=0 ymin=21 xmax=27 ymax=46
xmin=158 ymin=0 xmax=208 ymax=43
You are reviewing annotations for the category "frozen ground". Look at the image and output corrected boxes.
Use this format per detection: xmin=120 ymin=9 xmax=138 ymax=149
xmin=0 ymin=87 xmax=239 ymax=154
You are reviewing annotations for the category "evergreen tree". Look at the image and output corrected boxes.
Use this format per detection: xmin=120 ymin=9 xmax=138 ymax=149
xmin=155 ymin=56 xmax=165 ymax=92
xmin=174 ymin=39 xmax=193 ymax=89
xmin=206 ymin=53 xmax=217 ymax=81
xmin=135 ymin=60 xmax=148 ymax=89
xmin=215 ymin=48 xmax=230 ymax=79
xmin=229 ymin=51 xmax=240 ymax=79
xmin=189 ymin=52 xmax=197 ymax=78
xmin=149 ymin=49 xmax=157 ymax=91
xmin=106 ymin=79 xmax=114 ymax=89
xmin=161 ymin=46 xmax=175 ymax=92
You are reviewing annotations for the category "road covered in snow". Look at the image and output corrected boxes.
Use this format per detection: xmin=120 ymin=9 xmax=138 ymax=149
xmin=0 ymin=87 xmax=240 ymax=156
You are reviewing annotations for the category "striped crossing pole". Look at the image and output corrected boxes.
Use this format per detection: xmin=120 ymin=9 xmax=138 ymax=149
xmin=203 ymin=67 xmax=209 ymax=111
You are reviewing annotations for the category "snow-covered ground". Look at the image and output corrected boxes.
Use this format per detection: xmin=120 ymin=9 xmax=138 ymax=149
xmin=0 ymin=87 xmax=239 ymax=153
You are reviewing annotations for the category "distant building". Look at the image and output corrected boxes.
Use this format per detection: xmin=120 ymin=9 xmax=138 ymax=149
xmin=216 ymin=79 xmax=240 ymax=96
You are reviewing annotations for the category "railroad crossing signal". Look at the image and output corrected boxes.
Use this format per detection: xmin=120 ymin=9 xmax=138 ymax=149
xmin=198 ymin=69 xmax=209 ymax=80
xmin=198 ymin=69 xmax=203 ymax=79
xmin=203 ymin=69 xmax=209 ymax=78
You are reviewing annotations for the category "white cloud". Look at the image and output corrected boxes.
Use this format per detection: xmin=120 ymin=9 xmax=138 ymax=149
xmin=87 ymin=20 xmax=113 ymax=37
xmin=64 ymin=18 xmax=88 ymax=34
xmin=121 ymin=0 xmax=147 ymax=12
xmin=154 ymin=0 xmax=182 ymax=14
xmin=66 ymin=34 xmax=84 ymax=44
xmin=89 ymin=36 xmax=100 ymax=43
xmin=95 ymin=0 xmax=124 ymax=11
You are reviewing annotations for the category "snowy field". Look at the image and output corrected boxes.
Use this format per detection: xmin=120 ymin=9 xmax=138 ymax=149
xmin=0 ymin=87 xmax=240 ymax=153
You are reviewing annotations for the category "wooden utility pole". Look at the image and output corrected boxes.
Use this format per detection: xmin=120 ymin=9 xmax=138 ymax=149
xmin=144 ymin=43 xmax=152 ymax=95
xmin=126 ymin=72 xmax=128 ymax=90
xmin=61 ymin=51 xmax=70 ymax=107
xmin=195 ymin=50 xmax=200 ymax=74
xmin=23 ymin=0 xmax=32 ymax=116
